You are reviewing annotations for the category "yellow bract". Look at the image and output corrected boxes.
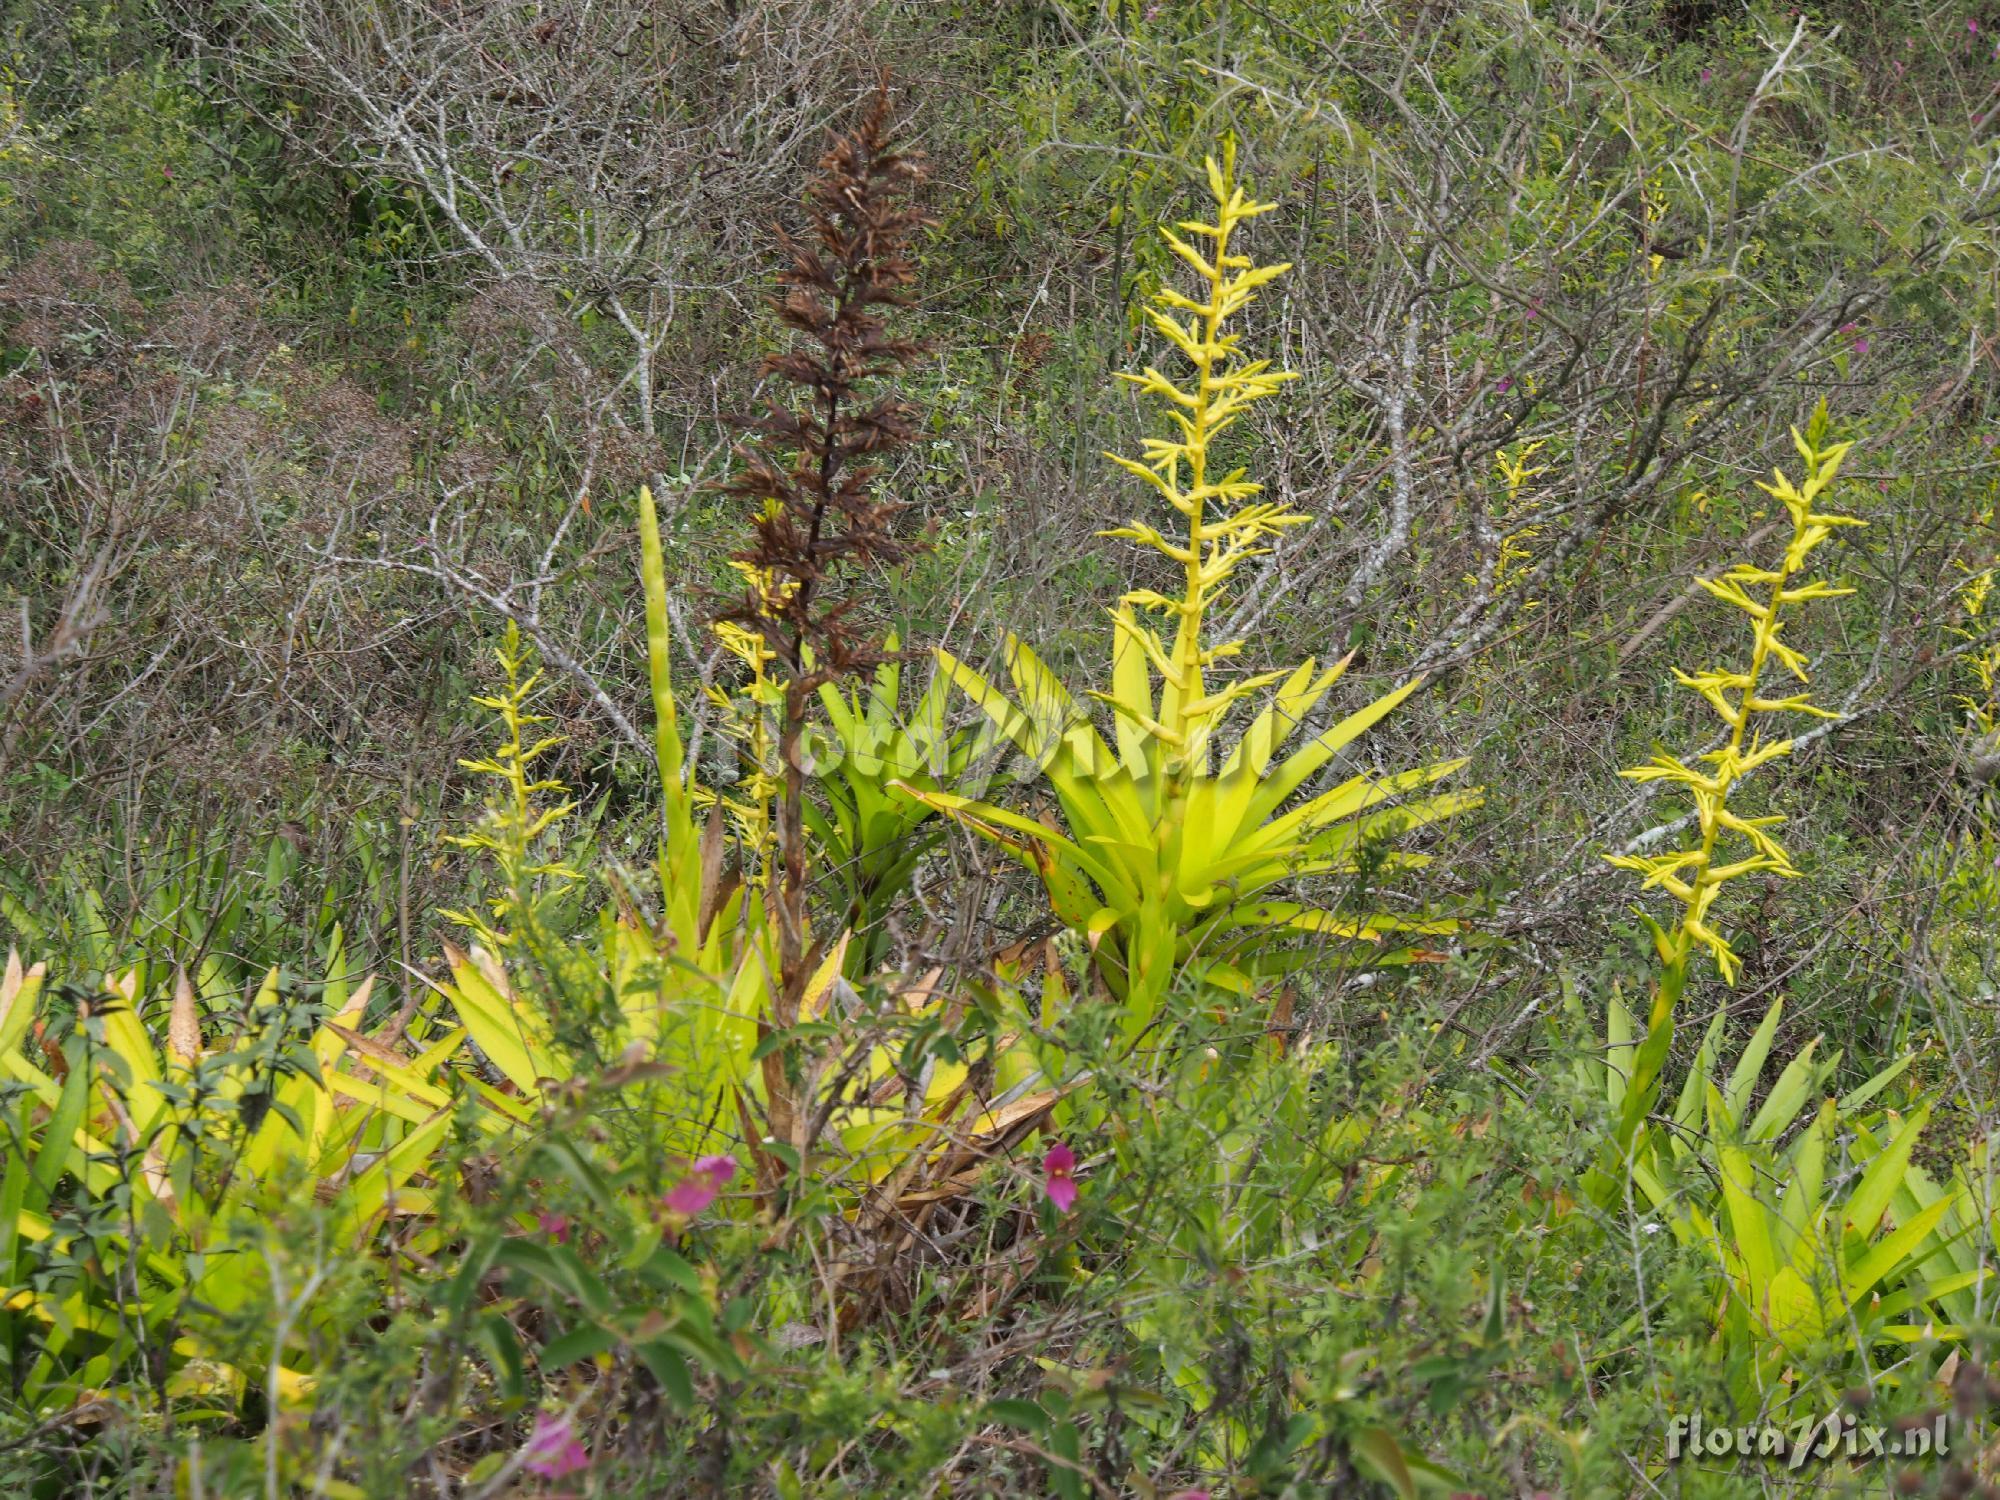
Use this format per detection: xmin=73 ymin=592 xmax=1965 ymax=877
xmin=1606 ymin=410 xmax=1863 ymax=983
xmin=1101 ymin=141 xmax=1307 ymax=773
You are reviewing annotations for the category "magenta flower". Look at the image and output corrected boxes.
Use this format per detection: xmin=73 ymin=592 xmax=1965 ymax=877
xmin=1700 ymin=67 xmax=1712 ymax=82
xmin=1042 ymin=1141 xmax=1078 ymax=1213
xmin=537 ymin=1210 xmax=571 ymax=1244
xmin=664 ymin=1154 xmax=737 ymax=1216
xmin=1853 ymin=336 xmax=1871 ymax=355
xmin=1495 ymin=376 xmax=1513 ymax=394
xmin=523 ymin=1410 xmax=589 ymax=1479
xmin=1971 ymin=18 xmax=1980 ymax=32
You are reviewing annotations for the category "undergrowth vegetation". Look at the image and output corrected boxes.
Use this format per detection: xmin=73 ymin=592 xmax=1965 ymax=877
xmin=5 ymin=1 xmax=2000 ymax=1496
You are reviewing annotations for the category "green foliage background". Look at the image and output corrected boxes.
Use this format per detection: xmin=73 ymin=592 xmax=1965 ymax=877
xmin=4 ymin=0 xmax=2000 ymax=1494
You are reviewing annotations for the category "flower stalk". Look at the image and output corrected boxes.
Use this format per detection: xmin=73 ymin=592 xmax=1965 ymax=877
xmin=1606 ymin=406 xmax=1862 ymax=985
xmin=714 ymin=82 xmax=929 ymax=1155
xmin=442 ymin=622 xmax=580 ymax=951
xmin=1103 ymin=139 xmax=1307 ymax=774
xmin=1592 ymin=404 xmax=1861 ymax=1197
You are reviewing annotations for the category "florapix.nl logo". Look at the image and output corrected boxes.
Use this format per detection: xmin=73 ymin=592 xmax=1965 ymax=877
xmin=1665 ymin=1409 xmax=1951 ymax=1471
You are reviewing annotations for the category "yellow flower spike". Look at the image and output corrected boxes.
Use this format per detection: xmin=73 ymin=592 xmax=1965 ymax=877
xmin=1951 ymin=566 xmax=2000 ymax=732
xmin=1604 ymin=402 xmax=1863 ymax=984
xmin=442 ymin=623 xmax=583 ymax=949
xmin=1100 ymin=143 xmax=1304 ymax=771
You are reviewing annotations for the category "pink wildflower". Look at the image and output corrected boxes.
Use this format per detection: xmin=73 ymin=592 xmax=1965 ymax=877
xmin=1042 ymin=1141 xmax=1078 ymax=1213
xmin=664 ymin=1154 xmax=737 ymax=1216
xmin=523 ymin=1410 xmax=589 ymax=1479
xmin=537 ymin=1210 xmax=571 ymax=1244
xmin=1495 ymin=375 xmax=1513 ymax=394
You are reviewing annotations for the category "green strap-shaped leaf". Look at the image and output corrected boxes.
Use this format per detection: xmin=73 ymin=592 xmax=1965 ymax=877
xmin=1724 ymin=998 xmax=1786 ymax=1121
xmin=638 ymin=485 xmax=686 ymax=807
xmin=31 ymin=1062 xmax=90 ymax=1204
xmin=1244 ymin=674 xmax=1429 ymax=826
xmin=1846 ymin=1104 xmax=1931 ymax=1240
xmin=1605 ymin=988 xmax=1634 ymax=1112
xmin=1746 ymin=1038 xmax=1823 ymax=1143
xmin=1779 ymin=1099 xmax=1831 ymax=1269
xmin=1844 ymin=1194 xmax=1954 ymax=1313
xmin=1709 ymin=1084 xmax=1780 ymax=1308
xmin=1108 ymin=604 xmax=1155 ymax=780
xmin=1837 ymin=1051 xmax=1917 ymax=1114
xmin=0 ymin=953 xmax=45 ymax=1056
xmin=433 ymin=945 xmax=552 ymax=1094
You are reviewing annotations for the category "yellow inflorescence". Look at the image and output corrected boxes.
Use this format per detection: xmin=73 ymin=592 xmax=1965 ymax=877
xmin=1952 ymin=559 xmax=2000 ymax=732
xmin=443 ymin=622 xmax=581 ymax=948
xmin=1466 ymin=441 xmax=1550 ymax=606
xmin=1606 ymin=412 xmax=1863 ymax=984
xmin=1102 ymin=140 xmax=1306 ymax=769
xmin=697 ymin=558 xmax=789 ymax=874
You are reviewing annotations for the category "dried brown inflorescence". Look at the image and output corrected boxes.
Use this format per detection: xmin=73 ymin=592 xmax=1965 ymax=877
xmin=712 ymin=79 xmax=933 ymax=1144
xmin=715 ymin=81 xmax=931 ymax=689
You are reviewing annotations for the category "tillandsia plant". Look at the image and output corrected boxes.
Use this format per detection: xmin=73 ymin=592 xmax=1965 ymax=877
xmin=808 ymin=638 xmax=1001 ymax=977
xmin=426 ymin=608 xmax=766 ymax=1163
xmin=713 ymin=81 xmax=931 ymax=1068
xmin=1593 ymin=404 xmax=1863 ymax=1190
xmin=0 ymin=947 xmax=460 ymax=1415
xmin=910 ymin=143 xmax=1477 ymax=1035
xmin=431 ymin=496 xmax=1057 ymax=1240
xmin=1576 ymin=988 xmax=1961 ymax=1371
